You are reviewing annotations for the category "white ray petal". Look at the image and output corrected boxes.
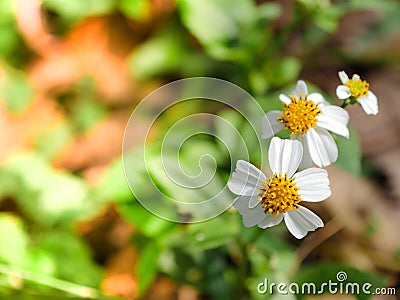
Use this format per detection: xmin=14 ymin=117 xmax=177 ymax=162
xmin=258 ymin=213 xmax=283 ymax=229
xmin=358 ymin=91 xmax=378 ymax=115
xmin=279 ymin=94 xmax=292 ymax=104
xmin=305 ymin=128 xmax=338 ymax=167
xmin=308 ymin=93 xmax=329 ymax=105
xmin=336 ymin=85 xmax=351 ymax=99
xmin=338 ymin=71 xmax=349 ymax=84
xmin=284 ymin=206 xmax=324 ymax=239
xmin=293 ymin=80 xmax=308 ymax=97
xmin=291 ymin=135 xmax=313 ymax=169
xmin=268 ymin=137 xmax=303 ymax=177
xmin=233 ymin=197 xmax=266 ymax=227
xmin=294 ymin=168 xmax=331 ymax=202
xmin=317 ymin=105 xmax=350 ymax=138
xmin=262 ymin=111 xmax=285 ymax=139
xmin=249 ymin=194 xmax=260 ymax=209
xmin=228 ymin=160 xmax=266 ymax=196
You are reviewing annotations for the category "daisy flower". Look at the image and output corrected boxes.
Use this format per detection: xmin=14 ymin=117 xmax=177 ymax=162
xmin=336 ymin=71 xmax=378 ymax=115
xmin=262 ymin=80 xmax=349 ymax=168
xmin=228 ymin=137 xmax=331 ymax=239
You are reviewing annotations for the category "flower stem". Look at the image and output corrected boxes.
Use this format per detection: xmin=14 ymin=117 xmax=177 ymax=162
xmin=0 ymin=263 xmax=100 ymax=298
xmin=341 ymin=96 xmax=358 ymax=109
xmin=235 ymin=238 xmax=249 ymax=298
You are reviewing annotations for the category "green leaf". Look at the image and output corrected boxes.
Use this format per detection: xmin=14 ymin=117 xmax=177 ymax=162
xmin=291 ymin=263 xmax=388 ymax=300
xmin=0 ymin=0 xmax=14 ymax=20
xmin=0 ymin=66 xmax=34 ymax=113
xmin=118 ymin=0 xmax=149 ymax=20
xmin=263 ymin=57 xmax=302 ymax=88
xmin=0 ymin=22 xmax=20 ymax=57
xmin=42 ymin=0 xmax=115 ymax=21
xmin=297 ymin=0 xmax=331 ymax=11
xmin=37 ymin=231 xmax=102 ymax=287
xmin=92 ymin=158 xmax=133 ymax=204
xmin=35 ymin=173 xmax=90 ymax=225
xmin=136 ymin=241 xmax=161 ymax=294
xmin=177 ymin=0 xmax=256 ymax=60
xmin=129 ymin=26 xmax=191 ymax=80
xmin=334 ymin=126 xmax=361 ymax=177
xmin=178 ymin=0 xmax=241 ymax=45
xmin=118 ymin=201 xmax=174 ymax=238
xmin=0 ymin=213 xmax=28 ymax=267
xmin=2 ymin=153 xmax=93 ymax=227
xmin=71 ymin=99 xmax=106 ymax=133
xmin=23 ymin=247 xmax=56 ymax=277
xmin=34 ymin=121 xmax=73 ymax=160
xmin=188 ymin=212 xmax=240 ymax=250
xmin=313 ymin=6 xmax=344 ymax=33
xmin=215 ymin=109 xmax=248 ymax=162
xmin=254 ymin=230 xmax=295 ymax=254
xmin=0 ymin=294 xmax=115 ymax=300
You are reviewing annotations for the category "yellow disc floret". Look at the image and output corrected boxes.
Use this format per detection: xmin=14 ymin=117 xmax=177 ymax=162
xmin=345 ymin=77 xmax=369 ymax=98
xmin=277 ymin=96 xmax=322 ymax=136
xmin=258 ymin=173 xmax=301 ymax=216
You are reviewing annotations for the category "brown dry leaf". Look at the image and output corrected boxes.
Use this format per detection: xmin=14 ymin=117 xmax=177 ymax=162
xmin=143 ymin=278 xmax=199 ymax=300
xmin=137 ymin=0 xmax=176 ymax=22
xmin=78 ymin=205 xmax=134 ymax=261
xmin=78 ymin=205 xmax=138 ymax=300
xmin=177 ymin=285 xmax=199 ymax=300
xmin=322 ymin=166 xmax=400 ymax=271
xmin=28 ymin=15 xmax=139 ymax=105
xmin=102 ymin=244 xmax=138 ymax=300
xmin=347 ymin=68 xmax=400 ymax=199
xmin=53 ymin=111 xmax=129 ymax=170
xmin=145 ymin=277 xmax=178 ymax=300
xmin=0 ymin=95 xmax=63 ymax=162
xmin=15 ymin=0 xmax=56 ymax=54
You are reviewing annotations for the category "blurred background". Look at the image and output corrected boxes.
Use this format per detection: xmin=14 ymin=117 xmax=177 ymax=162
xmin=0 ymin=0 xmax=399 ymax=299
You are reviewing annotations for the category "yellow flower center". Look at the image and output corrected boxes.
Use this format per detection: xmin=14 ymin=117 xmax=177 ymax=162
xmin=345 ymin=78 xmax=369 ymax=98
xmin=277 ymin=96 xmax=322 ymax=136
xmin=258 ymin=173 xmax=301 ymax=216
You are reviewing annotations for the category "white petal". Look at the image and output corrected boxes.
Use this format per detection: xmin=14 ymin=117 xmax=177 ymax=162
xmin=284 ymin=206 xmax=324 ymax=239
xmin=257 ymin=213 xmax=283 ymax=229
xmin=294 ymin=168 xmax=331 ymax=202
xmin=262 ymin=111 xmax=285 ymax=139
xmin=305 ymin=128 xmax=338 ymax=167
xmin=352 ymin=74 xmax=360 ymax=81
xmin=228 ymin=160 xmax=266 ymax=196
xmin=233 ymin=197 xmax=265 ymax=227
xmin=308 ymin=93 xmax=329 ymax=105
xmin=336 ymin=85 xmax=351 ymax=99
xmin=317 ymin=105 xmax=350 ymax=138
xmin=293 ymin=80 xmax=308 ymax=97
xmin=268 ymin=137 xmax=303 ymax=177
xmin=358 ymin=91 xmax=378 ymax=115
xmin=295 ymin=135 xmax=313 ymax=169
xmin=279 ymin=94 xmax=291 ymax=104
xmin=338 ymin=71 xmax=349 ymax=84
xmin=249 ymin=194 xmax=260 ymax=209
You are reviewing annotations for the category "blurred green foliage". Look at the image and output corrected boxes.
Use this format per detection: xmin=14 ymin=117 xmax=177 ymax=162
xmin=0 ymin=0 xmax=397 ymax=299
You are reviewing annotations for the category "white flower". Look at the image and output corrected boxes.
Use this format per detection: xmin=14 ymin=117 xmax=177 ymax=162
xmin=336 ymin=71 xmax=378 ymax=115
xmin=228 ymin=137 xmax=331 ymax=239
xmin=262 ymin=80 xmax=349 ymax=168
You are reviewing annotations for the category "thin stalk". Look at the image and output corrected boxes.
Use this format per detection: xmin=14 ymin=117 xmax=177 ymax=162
xmin=0 ymin=263 xmax=100 ymax=299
